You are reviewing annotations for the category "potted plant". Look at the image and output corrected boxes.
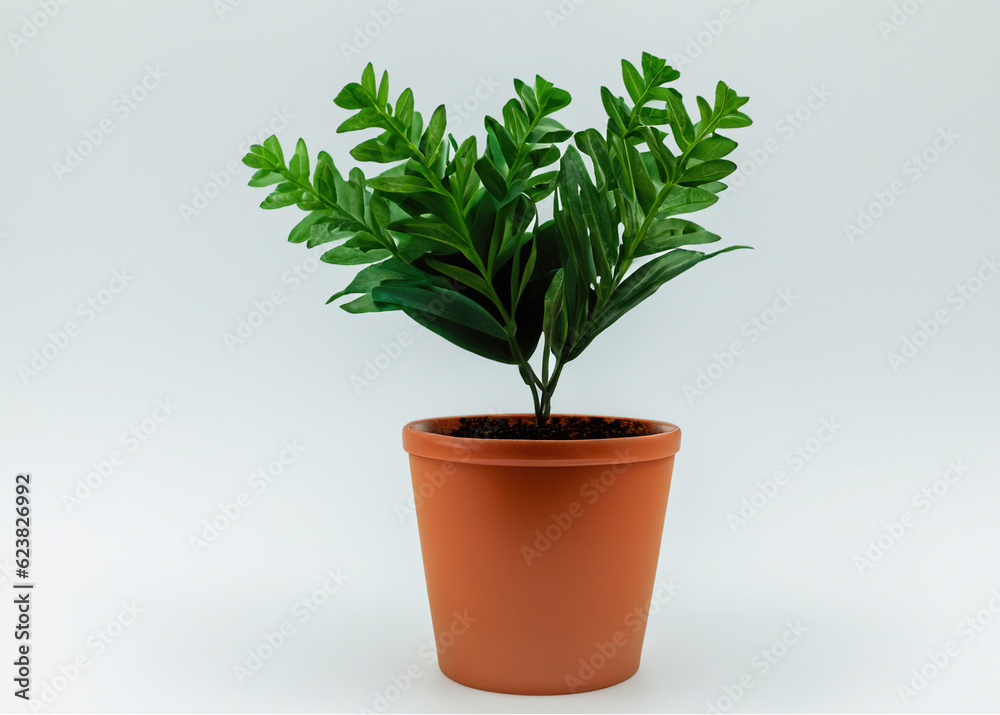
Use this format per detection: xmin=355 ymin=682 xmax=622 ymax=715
xmin=242 ymin=51 xmax=751 ymax=695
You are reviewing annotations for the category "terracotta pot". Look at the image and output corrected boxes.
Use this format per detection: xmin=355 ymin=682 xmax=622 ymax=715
xmin=402 ymin=414 xmax=681 ymax=695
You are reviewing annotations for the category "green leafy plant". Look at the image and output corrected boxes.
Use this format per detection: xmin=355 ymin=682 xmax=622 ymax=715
xmin=243 ymin=52 xmax=751 ymax=426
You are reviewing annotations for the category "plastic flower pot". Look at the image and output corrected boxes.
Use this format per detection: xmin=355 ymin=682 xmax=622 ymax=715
xmin=402 ymin=414 xmax=681 ymax=695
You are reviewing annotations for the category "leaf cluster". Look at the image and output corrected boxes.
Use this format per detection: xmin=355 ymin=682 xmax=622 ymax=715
xmin=242 ymin=53 xmax=752 ymax=423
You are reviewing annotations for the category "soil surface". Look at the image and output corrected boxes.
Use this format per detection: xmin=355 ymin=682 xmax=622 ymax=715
xmin=439 ymin=415 xmax=657 ymax=440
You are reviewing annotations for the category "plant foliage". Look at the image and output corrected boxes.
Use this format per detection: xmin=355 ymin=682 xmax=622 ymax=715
xmin=243 ymin=53 xmax=752 ymax=424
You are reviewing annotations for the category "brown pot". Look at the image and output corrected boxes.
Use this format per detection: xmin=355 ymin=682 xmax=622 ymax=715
xmin=402 ymin=414 xmax=681 ymax=695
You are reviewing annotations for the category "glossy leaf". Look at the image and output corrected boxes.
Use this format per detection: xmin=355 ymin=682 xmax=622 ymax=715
xmin=634 ymin=218 xmax=721 ymax=256
xmin=690 ymin=135 xmax=738 ymax=161
xmin=371 ymin=284 xmax=515 ymax=363
xmin=681 ymin=159 xmax=737 ymax=185
xmin=567 ymin=246 xmax=747 ymax=359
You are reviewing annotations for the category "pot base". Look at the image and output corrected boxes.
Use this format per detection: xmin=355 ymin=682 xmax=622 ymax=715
xmin=439 ymin=661 xmax=640 ymax=696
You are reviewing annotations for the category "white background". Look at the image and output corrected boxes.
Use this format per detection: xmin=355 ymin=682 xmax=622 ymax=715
xmin=2 ymin=0 xmax=999 ymax=712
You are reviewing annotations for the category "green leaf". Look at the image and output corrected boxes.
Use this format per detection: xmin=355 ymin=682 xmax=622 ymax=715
xmin=350 ymin=137 xmax=411 ymax=163
xmin=663 ymin=89 xmax=694 ymax=148
xmin=328 ymin=257 xmax=437 ymax=303
xmin=690 ymin=135 xmax=738 ymax=161
xmin=338 ymin=108 xmax=391 ymax=133
xmin=555 ymin=148 xmax=600 ymax=285
xmin=394 ymin=231 xmax=446 ymax=262
xmin=306 ymin=221 xmax=353 ymax=248
xmin=513 ymin=78 xmax=539 ymax=117
xmin=336 ymin=294 xmax=381 ymax=313
xmin=638 ymin=106 xmax=670 ymax=126
xmin=248 ymin=169 xmax=283 ymax=187
xmin=518 ymin=237 xmax=538 ymax=302
xmin=535 ymin=76 xmax=571 ymax=116
xmin=601 ymin=86 xmax=628 ymax=135
xmin=260 ymin=190 xmax=300 ymax=210
xmin=288 ymin=210 xmax=332 ymax=243
xmin=696 ymin=96 xmax=713 ymax=125
xmin=321 ymin=242 xmax=390 ymax=265
xmin=263 ymin=135 xmax=284 ymax=166
xmin=527 ymin=116 xmax=573 ymax=145
xmin=391 ymin=219 xmax=470 ymax=254
xmin=641 ymin=52 xmax=666 ymax=83
xmin=419 ymin=104 xmax=447 ymax=157
xmin=369 ymin=191 xmax=391 ymax=236
xmin=333 ymin=82 xmax=369 ymax=110
xmin=625 ymin=141 xmax=656 ymax=213
xmin=485 ymin=116 xmax=518 ymax=165
xmin=657 ymin=185 xmax=720 ymax=218
xmin=474 ymin=157 xmax=507 ymax=200
xmin=371 ymin=284 xmax=515 ymax=363
xmin=338 ymin=167 xmax=368 ymax=224
xmin=361 ymin=63 xmax=377 ymax=95
xmin=502 ymin=98 xmax=529 ymax=140
xmin=575 ymin=128 xmax=614 ymax=191
xmin=621 ymin=59 xmax=645 ymax=104
xmin=642 ymin=127 xmax=676 ymax=179
xmin=634 ymin=218 xmax=721 ymax=257
xmin=717 ymin=111 xmax=753 ymax=129
xmin=524 ymin=170 xmax=559 ymax=202
xmin=242 ymin=152 xmax=271 ymax=170
xmin=376 ymin=70 xmax=389 ymax=106
xmin=681 ymin=159 xmax=737 ymax=185
xmin=368 ymin=175 xmax=440 ymax=194
xmin=314 ymin=161 xmax=338 ymax=202
xmin=542 ymin=269 xmax=566 ymax=351
xmin=287 ymin=138 xmax=308 ymax=180
xmin=395 ymin=88 xmax=414 ymax=125
xmin=568 ymin=247 xmax=743 ymax=359
xmin=425 ymin=258 xmax=492 ymax=297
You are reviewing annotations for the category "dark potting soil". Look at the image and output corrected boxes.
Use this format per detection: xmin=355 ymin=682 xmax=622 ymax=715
xmin=440 ymin=415 xmax=656 ymax=440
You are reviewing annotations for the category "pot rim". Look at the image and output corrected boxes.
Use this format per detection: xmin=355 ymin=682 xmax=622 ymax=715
xmin=402 ymin=413 xmax=681 ymax=467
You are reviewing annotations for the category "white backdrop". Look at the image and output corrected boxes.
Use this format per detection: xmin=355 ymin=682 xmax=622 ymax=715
xmin=2 ymin=0 xmax=999 ymax=712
